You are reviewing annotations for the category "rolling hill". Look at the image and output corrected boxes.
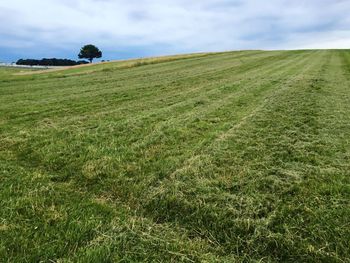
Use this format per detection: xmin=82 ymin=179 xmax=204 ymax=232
xmin=0 ymin=50 xmax=349 ymax=262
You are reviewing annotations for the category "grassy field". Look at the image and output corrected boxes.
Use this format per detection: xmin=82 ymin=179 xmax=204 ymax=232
xmin=0 ymin=50 xmax=349 ymax=262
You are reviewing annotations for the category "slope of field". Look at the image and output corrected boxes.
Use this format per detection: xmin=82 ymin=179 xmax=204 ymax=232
xmin=0 ymin=50 xmax=349 ymax=262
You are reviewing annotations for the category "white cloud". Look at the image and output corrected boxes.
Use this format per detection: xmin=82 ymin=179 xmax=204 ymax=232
xmin=1 ymin=0 xmax=350 ymax=60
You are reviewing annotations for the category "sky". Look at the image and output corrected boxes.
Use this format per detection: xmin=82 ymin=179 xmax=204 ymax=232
xmin=1 ymin=0 xmax=350 ymax=62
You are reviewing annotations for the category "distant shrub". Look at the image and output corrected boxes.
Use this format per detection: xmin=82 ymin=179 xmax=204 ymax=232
xmin=16 ymin=58 xmax=89 ymax=66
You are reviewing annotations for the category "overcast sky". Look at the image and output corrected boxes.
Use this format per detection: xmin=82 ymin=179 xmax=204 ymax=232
xmin=1 ymin=0 xmax=350 ymax=62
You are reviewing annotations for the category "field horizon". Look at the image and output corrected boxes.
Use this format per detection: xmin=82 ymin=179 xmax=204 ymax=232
xmin=1 ymin=49 xmax=349 ymax=262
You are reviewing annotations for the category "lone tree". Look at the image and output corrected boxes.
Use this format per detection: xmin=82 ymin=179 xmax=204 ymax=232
xmin=78 ymin=44 xmax=102 ymax=63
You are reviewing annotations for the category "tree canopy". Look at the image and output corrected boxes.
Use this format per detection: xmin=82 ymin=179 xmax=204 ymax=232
xmin=78 ymin=44 xmax=102 ymax=63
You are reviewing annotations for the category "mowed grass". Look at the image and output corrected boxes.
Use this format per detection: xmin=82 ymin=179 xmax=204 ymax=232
xmin=0 ymin=50 xmax=349 ymax=262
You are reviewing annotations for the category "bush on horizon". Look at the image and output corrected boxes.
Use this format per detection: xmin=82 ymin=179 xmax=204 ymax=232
xmin=16 ymin=58 xmax=89 ymax=66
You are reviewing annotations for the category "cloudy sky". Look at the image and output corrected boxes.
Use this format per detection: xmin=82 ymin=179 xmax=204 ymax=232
xmin=1 ymin=0 xmax=350 ymax=62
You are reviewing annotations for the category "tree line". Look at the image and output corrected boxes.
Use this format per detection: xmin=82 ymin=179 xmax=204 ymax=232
xmin=16 ymin=44 xmax=103 ymax=66
xmin=16 ymin=58 xmax=89 ymax=66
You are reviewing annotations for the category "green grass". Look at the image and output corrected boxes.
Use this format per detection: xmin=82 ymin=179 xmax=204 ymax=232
xmin=0 ymin=50 xmax=349 ymax=262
